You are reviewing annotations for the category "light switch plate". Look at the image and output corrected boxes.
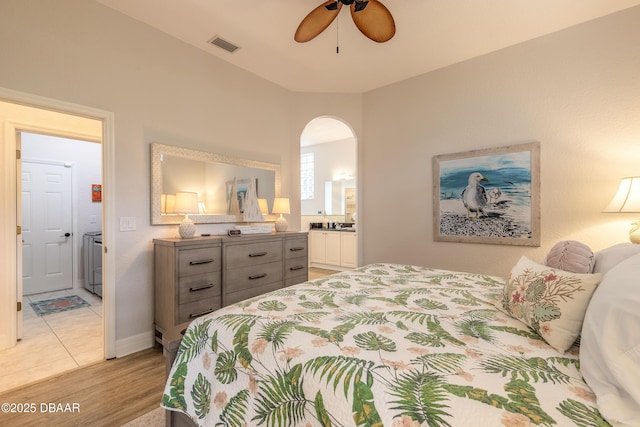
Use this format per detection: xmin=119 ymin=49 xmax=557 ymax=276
xmin=119 ymin=216 xmax=136 ymax=231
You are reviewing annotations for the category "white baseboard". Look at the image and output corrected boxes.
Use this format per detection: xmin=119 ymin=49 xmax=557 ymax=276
xmin=115 ymin=330 xmax=155 ymax=358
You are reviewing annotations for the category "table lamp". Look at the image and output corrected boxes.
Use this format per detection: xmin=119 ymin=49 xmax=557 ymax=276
xmin=272 ymin=197 xmax=290 ymax=232
xmin=174 ymin=192 xmax=199 ymax=238
xmin=603 ymin=176 xmax=640 ymax=243
xmin=161 ymin=194 xmax=175 ymax=214
xmin=258 ymin=198 xmax=269 ymax=215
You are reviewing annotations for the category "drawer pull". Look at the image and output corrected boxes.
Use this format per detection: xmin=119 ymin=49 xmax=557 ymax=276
xmin=249 ymin=252 xmax=267 ymax=257
xmin=249 ymin=273 xmax=267 ymax=280
xmin=289 ymin=247 xmax=305 ymax=252
xmin=190 ymin=284 xmax=214 ymax=292
xmin=289 ymin=265 xmax=305 ymax=271
xmin=189 ymin=259 xmax=214 ymax=265
xmin=189 ymin=308 xmax=214 ymax=319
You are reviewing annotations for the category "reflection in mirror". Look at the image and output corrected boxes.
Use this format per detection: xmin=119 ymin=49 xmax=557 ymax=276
xmin=345 ymin=188 xmax=356 ymax=222
xmin=151 ymin=143 xmax=280 ymax=225
xmin=323 ymin=179 xmax=356 ymax=216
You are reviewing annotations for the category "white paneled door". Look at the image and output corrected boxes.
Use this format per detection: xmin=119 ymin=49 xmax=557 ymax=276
xmin=22 ymin=160 xmax=73 ymax=295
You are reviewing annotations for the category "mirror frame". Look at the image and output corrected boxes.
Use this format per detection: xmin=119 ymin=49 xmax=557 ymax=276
xmin=151 ymin=143 xmax=281 ymax=225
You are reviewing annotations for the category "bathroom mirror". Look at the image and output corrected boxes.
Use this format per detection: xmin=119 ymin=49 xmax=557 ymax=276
xmin=151 ymin=143 xmax=280 ymax=225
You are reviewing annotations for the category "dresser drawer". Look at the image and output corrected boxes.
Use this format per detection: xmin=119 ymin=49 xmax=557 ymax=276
xmin=285 ymin=238 xmax=308 ymax=259
xmin=225 ymin=241 xmax=282 ymax=269
xmin=176 ymin=297 xmax=221 ymax=325
xmin=226 ymin=281 xmax=283 ymax=306
xmin=225 ymin=261 xmax=283 ymax=294
xmin=178 ymin=273 xmax=222 ymax=304
xmin=179 ymin=247 xmax=221 ymax=276
xmin=284 ymin=258 xmax=308 ymax=280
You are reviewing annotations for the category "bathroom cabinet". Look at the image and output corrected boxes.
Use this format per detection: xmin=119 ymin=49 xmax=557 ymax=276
xmin=309 ymin=229 xmax=357 ymax=270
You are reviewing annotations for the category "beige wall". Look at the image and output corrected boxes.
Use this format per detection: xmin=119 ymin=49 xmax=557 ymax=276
xmin=0 ymin=0 xmax=362 ymax=354
xmin=1 ymin=0 xmax=639 ymax=353
xmin=361 ymin=6 xmax=640 ymax=276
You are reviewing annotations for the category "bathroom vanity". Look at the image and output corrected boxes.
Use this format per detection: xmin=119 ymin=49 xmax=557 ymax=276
xmin=309 ymin=228 xmax=357 ymax=270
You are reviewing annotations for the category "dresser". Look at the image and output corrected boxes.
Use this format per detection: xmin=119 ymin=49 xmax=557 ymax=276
xmin=153 ymin=231 xmax=308 ymax=346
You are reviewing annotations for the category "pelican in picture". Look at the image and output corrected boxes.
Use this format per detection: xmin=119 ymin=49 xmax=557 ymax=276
xmin=461 ymin=172 xmax=489 ymax=219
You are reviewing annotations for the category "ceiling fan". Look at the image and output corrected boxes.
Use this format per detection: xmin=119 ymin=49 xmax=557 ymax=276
xmin=295 ymin=0 xmax=395 ymax=43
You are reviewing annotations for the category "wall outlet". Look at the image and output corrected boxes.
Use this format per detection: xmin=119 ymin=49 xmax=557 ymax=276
xmin=90 ymin=215 xmax=97 ymax=224
xmin=119 ymin=216 xmax=136 ymax=231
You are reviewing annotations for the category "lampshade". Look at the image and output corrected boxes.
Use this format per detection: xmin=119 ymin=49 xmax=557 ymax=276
xmin=174 ymin=192 xmax=199 ymax=214
xmin=272 ymin=197 xmax=290 ymax=215
xmin=161 ymin=194 xmax=176 ymax=214
xmin=272 ymin=197 xmax=290 ymax=232
xmin=604 ymin=177 xmax=640 ymax=244
xmin=258 ymin=198 xmax=269 ymax=215
xmin=603 ymin=177 xmax=640 ymax=213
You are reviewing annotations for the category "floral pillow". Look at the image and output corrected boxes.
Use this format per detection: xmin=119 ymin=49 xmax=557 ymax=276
xmin=495 ymin=256 xmax=602 ymax=353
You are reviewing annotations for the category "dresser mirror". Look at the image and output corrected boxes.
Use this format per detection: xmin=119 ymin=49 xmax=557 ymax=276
xmin=151 ymin=143 xmax=280 ymax=225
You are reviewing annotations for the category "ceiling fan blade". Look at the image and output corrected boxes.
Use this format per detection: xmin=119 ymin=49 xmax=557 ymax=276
xmin=295 ymin=1 xmax=342 ymax=43
xmin=350 ymin=0 xmax=395 ymax=43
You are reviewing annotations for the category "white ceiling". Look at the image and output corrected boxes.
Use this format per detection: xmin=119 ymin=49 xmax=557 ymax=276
xmin=97 ymin=0 xmax=640 ymax=94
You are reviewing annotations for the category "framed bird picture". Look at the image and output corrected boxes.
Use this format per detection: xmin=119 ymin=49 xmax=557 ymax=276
xmin=433 ymin=142 xmax=540 ymax=246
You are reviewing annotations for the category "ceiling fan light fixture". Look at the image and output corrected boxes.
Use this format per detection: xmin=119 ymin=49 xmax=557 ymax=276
xmin=354 ymin=1 xmax=369 ymax=12
xmin=295 ymin=0 xmax=395 ymax=44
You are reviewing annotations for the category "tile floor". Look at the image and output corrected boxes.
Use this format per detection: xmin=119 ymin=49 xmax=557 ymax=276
xmin=0 ymin=288 xmax=103 ymax=393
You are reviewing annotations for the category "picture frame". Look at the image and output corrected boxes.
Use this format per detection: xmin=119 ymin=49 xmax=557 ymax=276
xmin=433 ymin=142 xmax=540 ymax=246
xmin=226 ymin=178 xmax=257 ymax=213
xmin=92 ymin=184 xmax=102 ymax=203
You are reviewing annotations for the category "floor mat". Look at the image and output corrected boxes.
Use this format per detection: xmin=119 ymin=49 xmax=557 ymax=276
xmin=30 ymin=295 xmax=90 ymax=316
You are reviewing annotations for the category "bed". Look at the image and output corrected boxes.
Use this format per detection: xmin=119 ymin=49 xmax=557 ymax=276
xmin=161 ymin=243 xmax=640 ymax=427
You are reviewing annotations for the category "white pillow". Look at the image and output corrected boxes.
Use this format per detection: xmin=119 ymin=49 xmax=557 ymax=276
xmin=593 ymin=243 xmax=640 ymax=275
xmin=581 ymin=252 xmax=640 ymax=426
xmin=495 ymin=256 xmax=602 ymax=353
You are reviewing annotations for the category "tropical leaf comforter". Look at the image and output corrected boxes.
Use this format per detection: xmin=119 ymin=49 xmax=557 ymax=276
xmin=162 ymin=263 xmax=609 ymax=427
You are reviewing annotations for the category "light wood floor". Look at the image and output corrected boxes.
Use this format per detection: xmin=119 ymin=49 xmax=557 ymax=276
xmin=0 ymin=347 xmax=165 ymax=427
xmin=0 ymin=269 xmax=338 ymax=427
xmin=308 ymin=267 xmax=340 ymax=280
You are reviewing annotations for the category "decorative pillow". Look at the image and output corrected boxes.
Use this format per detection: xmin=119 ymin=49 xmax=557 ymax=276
xmin=592 ymin=242 xmax=640 ymax=275
xmin=495 ymin=256 xmax=602 ymax=353
xmin=581 ymin=252 xmax=640 ymax=426
xmin=544 ymin=240 xmax=594 ymax=273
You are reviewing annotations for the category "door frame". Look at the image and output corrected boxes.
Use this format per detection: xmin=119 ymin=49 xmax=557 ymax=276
xmin=0 ymin=87 xmax=115 ymax=358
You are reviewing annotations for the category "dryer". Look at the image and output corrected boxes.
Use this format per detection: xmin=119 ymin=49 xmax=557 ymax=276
xmin=83 ymin=231 xmax=102 ymax=297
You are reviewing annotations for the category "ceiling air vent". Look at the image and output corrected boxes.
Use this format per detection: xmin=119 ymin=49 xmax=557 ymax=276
xmin=208 ymin=36 xmax=240 ymax=53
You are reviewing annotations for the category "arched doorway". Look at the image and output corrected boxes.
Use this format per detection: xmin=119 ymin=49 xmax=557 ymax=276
xmin=300 ymin=117 xmax=358 ymax=273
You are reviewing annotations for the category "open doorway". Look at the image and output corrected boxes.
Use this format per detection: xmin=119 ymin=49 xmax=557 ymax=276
xmin=0 ymin=92 xmax=115 ymax=393
xmin=14 ymin=133 xmax=104 ymax=389
xmin=300 ymin=117 xmax=358 ymax=273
